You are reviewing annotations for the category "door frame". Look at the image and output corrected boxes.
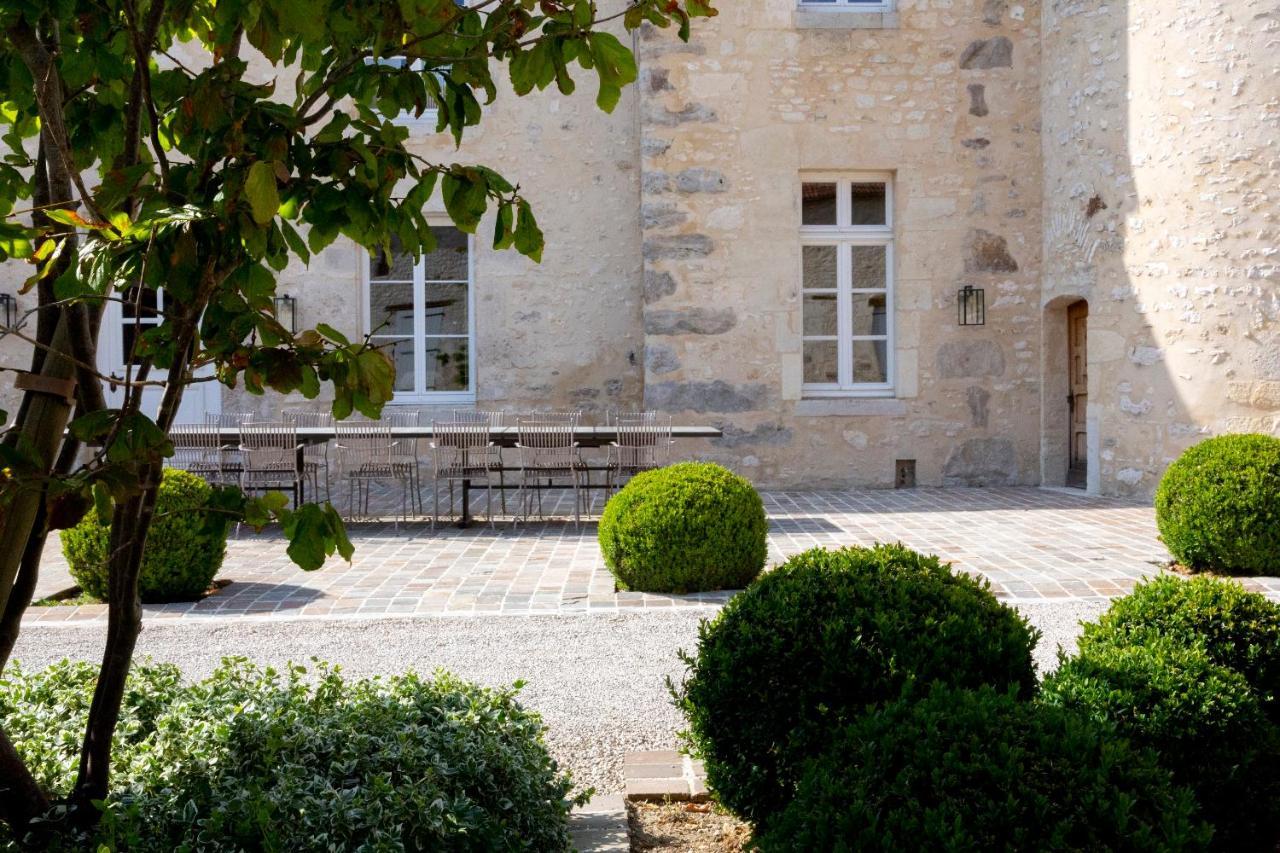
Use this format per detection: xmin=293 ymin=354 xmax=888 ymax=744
xmin=1040 ymin=295 xmax=1094 ymax=491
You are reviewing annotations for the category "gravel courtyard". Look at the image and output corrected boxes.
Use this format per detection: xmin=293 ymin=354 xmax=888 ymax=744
xmin=11 ymin=601 xmax=1108 ymax=795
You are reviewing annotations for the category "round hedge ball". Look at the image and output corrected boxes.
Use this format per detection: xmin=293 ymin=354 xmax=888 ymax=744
xmin=755 ymin=687 xmax=1211 ymax=852
xmin=671 ymin=544 xmax=1039 ymax=828
xmin=1155 ymin=433 xmax=1280 ymax=574
xmin=1079 ymin=575 xmax=1280 ymax=722
xmin=61 ymin=468 xmax=228 ymax=603
xmin=599 ymin=462 xmax=767 ymax=593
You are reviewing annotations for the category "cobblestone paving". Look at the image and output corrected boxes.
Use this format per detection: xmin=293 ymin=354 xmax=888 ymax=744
xmin=25 ymin=487 xmax=1280 ymax=624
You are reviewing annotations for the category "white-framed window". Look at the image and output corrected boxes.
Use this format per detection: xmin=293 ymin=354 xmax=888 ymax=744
xmin=364 ymin=56 xmax=442 ymax=128
xmin=364 ymin=224 xmax=476 ymax=404
xmin=798 ymin=0 xmax=894 ymax=10
xmin=799 ymin=173 xmax=894 ymax=398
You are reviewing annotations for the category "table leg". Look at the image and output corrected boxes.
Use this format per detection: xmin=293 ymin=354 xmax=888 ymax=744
xmin=458 ymin=478 xmax=471 ymax=528
xmin=295 ymin=444 xmax=306 ymax=507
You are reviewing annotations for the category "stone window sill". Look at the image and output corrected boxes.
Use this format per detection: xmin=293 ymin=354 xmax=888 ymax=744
xmin=793 ymin=9 xmax=899 ymax=30
xmin=794 ymin=397 xmax=907 ymax=417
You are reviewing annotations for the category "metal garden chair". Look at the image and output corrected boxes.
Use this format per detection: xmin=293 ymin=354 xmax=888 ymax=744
xmin=515 ymin=413 xmax=586 ymax=525
xmin=382 ymin=409 xmax=425 ymax=514
xmin=334 ymin=420 xmax=413 ymax=524
xmin=168 ymin=423 xmax=235 ymax=485
xmin=238 ymin=421 xmax=305 ymax=507
xmin=452 ymin=410 xmax=507 ymax=514
xmin=430 ymin=419 xmax=498 ymax=528
xmin=283 ymin=409 xmax=333 ymax=503
xmin=605 ymin=412 xmax=673 ymax=497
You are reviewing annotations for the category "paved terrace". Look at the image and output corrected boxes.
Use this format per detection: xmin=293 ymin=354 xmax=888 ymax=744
xmin=25 ymin=487 xmax=1280 ymax=624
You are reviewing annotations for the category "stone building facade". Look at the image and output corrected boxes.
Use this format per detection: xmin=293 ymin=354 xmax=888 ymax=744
xmin=2 ymin=0 xmax=1274 ymax=497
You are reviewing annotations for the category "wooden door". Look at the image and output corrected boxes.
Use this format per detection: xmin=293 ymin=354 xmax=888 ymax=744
xmin=1067 ymin=301 xmax=1088 ymax=487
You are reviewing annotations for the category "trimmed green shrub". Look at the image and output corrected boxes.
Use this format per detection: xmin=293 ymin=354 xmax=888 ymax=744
xmin=1080 ymin=575 xmax=1280 ymax=718
xmin=599 ymin=462 xmax=767 ymax=593
xmin=1155 ymin=433 xmax=1280 ymax=574
xmin=1042 ymin=636 xmax=1280 ymax=851
xmin=756 ymin=686 xmax=1211 ymax=852
xmin=671 ymin=544 xmax=1039 ymax=827
xmin=60 ymin=468 xmax=227 ymax=603
xmin=0 ymin=658 xmax=581 ymax=852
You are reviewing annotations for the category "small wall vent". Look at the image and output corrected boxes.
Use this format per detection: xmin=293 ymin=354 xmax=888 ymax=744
xmin=895 ymin=459 xmax=917 ymax=489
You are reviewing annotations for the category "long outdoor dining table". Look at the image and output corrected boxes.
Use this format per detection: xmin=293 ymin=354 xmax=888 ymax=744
xmin=202 ymin=424 xmax=724 ymax=525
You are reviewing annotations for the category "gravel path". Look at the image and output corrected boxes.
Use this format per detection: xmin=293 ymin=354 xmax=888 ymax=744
xmin=9 ymin=600 xmax=1110 ymax=795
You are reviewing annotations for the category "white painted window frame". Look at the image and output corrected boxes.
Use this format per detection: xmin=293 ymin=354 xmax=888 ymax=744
xmin=364 ymin=56 xmax=442 ymax=130
xmin=797 ymin=0 xmax=895 ymax=12
xmin=362 ymin=221 xmax=477 ymax=405
xmin=799 ymin=172 xmax=895 ymax=399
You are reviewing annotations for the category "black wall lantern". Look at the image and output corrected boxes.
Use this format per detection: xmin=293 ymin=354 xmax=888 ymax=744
xmin=274 ymin=294 xmax=297 ymax=334
xmin=957 ymin=284 xmax=985 ymax=326
xmin=0 ymin=293 xmax=15 ymax=329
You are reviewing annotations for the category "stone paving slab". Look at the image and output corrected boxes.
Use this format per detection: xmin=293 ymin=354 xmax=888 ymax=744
xmin=23 ymin=487 xmax=1280 ymax=625
xmin=624 ymin=750 xmax=708 ymax=802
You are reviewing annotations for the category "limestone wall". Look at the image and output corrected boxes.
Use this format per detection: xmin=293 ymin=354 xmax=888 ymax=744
xmin=1042 ymin=0 xmax=1279 ymax=495
xmin=229 ymin=70 xmax=646 ymax=420
xmin=637 ymin=0 xmax=1046 ymax=487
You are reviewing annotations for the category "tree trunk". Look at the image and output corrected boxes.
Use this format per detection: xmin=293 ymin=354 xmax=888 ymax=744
xmin=0 ymin=313 xmax=79 ymax=620
xmin=0 ymin=725 xmax=48 ymax=835
xmin=69 ymin=311 xmax=204 ymax=818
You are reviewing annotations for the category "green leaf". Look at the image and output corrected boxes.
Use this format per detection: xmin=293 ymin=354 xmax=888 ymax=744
xmin=315 ymin=323 xmax=350 ymax=346
xmin=245 ymin=161 xmax=281 ymax=225
xmin=92 ymin=482 xmax=114 ymax=525
xmin=514 ymin=200 xmax=544 ymax=263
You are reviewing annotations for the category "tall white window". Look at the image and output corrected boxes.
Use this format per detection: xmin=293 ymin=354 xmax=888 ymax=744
xmin=365 ymin=225 xmax=475 ymax=404
xmin=799 ymin=174 xmax=894 ymax=397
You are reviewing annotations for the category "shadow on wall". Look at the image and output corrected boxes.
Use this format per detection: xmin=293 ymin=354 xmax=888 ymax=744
xmin=1038 ymin=0 xmax=1279 ymax=498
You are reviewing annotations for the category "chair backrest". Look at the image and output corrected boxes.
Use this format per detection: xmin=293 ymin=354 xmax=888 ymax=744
xmin=452 ymin=410 xmax=504 ymax=427
xmin=382 ymin=409 xmax=421 ymax=428
xmin=239 ymin=421 xmax=297 ymax=470
xmin=432 ymin=419 xmax=492 ymax=453
xmin=283 ymin=410 xmax=334 ymax=428
xmin=335 ymin=420 xmax=395 ymax=470
xmin=168 ymin=423 xmax=221 ymax=470
xmin=516 ymin=414 xmax=579 ymax=470
xmin=611 ymin=411 xmax=672 ymax=469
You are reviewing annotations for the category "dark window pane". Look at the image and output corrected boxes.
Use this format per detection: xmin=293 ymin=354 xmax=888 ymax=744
xmin=423 ymin=227 xmax=468 ymax=280
xmin=423 ymin=338 xmax=469 ymax=392
xmin=851 ymin=245 xmax=886 ymax=289
xmin=850 ymin=182 xmax=887 ymax=225
xmin=373 ymin=337 xmax=416 ymax=393
xmin=369 ymin=282 xmax=414 ymax=335
xmin=803 ymin=340 xmax=838 ymax=384
xmin=802 ymin=183 xmax=837 ymax=225
xmin=851 ymin=293 xmax=889 ymax=336
xmin=802 ymin=245 xmax=837 ymax=290
xmin=424 ymin=283 xmax=468 ymax=335
xmin=370 ymin=236 xmax=415 ymax=281
xmin=802 ymin=293 xmax=838 ymax=335
xmin=121 ymin=286 xmax=160 ymax=319
xmin=852 ymin=339 xmax=888 ymax=383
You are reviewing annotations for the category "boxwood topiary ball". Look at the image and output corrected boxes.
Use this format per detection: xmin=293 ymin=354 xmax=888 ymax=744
xmin=755 ymin=686 xmax=1210 ymax=852
xmin=60 ymin=468 xmax=228 ymax=603
xmin=1042 ymin=635 xmax=1280 ymax=851
xmin=598 ymin=462 xmax=767 ymax=593
xmin=671 ymin=544 xmax=1039 ymax=828
xmin=1079 ymin=575 xmax=1280 ymax=721
xmin=1155 ymin=433 xmax=1280 ymax=575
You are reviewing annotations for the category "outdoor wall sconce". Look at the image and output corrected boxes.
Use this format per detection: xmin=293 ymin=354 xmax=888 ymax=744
xmin=957 ymin=285 xmax=985 ymax=326
xmin=274 ymin=294 xmax=297 ymax=334
xmin=0 ymin=293 xmax=15 ymax=329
